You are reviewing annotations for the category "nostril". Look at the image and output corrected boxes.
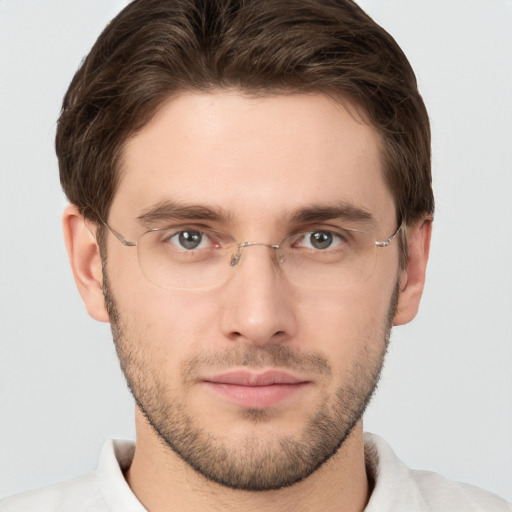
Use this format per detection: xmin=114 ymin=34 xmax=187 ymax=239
xmin=227 ymin=329 xmax=288 ymax=345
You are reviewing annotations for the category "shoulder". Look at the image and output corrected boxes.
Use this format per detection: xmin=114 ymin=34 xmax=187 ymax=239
xmin=410 ymin=468 xmax=512 ymax=511
xmin=364 ymin=432 xmax=512 ymax=512
xmin=0 ymin=439 xmax=142 ymax=512
xmin=0 ymin=472 xmax=105 ymax=512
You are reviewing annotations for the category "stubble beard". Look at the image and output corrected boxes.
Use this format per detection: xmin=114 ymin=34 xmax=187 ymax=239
xmin=103 ymin=270 xmax=397 ymax=491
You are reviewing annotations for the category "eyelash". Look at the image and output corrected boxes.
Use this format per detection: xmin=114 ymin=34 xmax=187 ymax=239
xmin=156 ymin=225 xmax=352 ymax=251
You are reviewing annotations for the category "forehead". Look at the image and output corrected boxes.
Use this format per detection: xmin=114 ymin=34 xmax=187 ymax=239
xmin=113 ymin=91 xmax=395 ymax=231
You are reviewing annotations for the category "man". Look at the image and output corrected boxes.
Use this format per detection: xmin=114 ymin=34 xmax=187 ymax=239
xmin=1 ymin=0 xmax=510 ymax=510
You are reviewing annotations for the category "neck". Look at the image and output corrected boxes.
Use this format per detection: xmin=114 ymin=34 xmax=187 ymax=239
xmin=125 ymin=412 xmax=370 ymax=512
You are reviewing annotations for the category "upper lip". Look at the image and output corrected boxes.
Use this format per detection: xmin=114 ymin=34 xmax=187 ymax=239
xmin=203 ymin=370 xmax=308 ymax=386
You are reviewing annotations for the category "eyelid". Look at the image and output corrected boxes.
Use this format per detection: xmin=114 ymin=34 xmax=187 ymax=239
xmin=288 ymin=224 xmax=362 ymax=239
xmin=147 ymin=223 xmax=228 ymax=237
xmin=149 ymin=225 xmax=236 ymax=247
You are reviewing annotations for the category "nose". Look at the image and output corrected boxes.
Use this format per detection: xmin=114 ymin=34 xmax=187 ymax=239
xmin=219 ymin=244 xmax=297 ymax=347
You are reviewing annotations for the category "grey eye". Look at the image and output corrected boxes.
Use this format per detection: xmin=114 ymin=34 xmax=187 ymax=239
xmin=309 ymin=231 xmax=333 ymax=249
xmin=178 ymin=230 xmax=203 ymax=250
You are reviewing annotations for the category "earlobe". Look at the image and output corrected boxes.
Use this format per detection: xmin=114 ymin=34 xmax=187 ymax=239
xmin=62 ymin=204 xmax=110 ymax=323
xmin=393 ymin=218 xmax=432 ymax=326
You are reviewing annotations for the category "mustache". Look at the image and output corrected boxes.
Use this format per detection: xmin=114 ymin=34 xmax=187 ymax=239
xmin=182 ymin=344 xmax=332 ymax=380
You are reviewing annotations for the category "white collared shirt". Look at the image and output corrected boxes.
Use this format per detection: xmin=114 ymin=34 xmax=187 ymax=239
xmin=1 ymin=434 xmax=510 ymax=511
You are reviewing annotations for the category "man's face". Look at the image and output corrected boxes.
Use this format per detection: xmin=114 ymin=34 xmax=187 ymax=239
xmin=102 ymin=91 xmax=402 ymax=490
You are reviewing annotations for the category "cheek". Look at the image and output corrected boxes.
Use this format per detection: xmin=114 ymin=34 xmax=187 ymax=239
xmin=296 ymin=285 xmax=394 ymax=366
xmin=110 ymin=266 xmax=220 ymax=362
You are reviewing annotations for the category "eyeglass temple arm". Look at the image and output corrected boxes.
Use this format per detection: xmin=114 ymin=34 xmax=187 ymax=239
xmin=375 ymin=221 xmax=405 ymax=248
xmin=101 ymin=221 xmax=137 ymax=247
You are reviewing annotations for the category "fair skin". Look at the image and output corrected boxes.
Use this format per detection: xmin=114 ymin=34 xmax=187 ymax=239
xmin=64 ymin=91 xmax=431 ymax=512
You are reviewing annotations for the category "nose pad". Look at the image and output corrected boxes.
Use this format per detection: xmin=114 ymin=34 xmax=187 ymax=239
xmin=230 ymin=251 xmax=242 ymax=267
xmin=230 ymin=242 xmax=282 ymax=268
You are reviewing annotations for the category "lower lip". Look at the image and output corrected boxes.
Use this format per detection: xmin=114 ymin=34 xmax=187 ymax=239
xmin=204 ymin=382 xmax=309 ymax=408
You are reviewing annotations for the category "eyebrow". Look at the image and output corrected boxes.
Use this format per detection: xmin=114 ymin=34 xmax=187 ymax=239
xmin=136 ymin=200 xmax=233 ymax=227
xmin=136 ymin=200 xmax=375 ymax=229
xmin=287 ymin=203 xmax=375 ymax=227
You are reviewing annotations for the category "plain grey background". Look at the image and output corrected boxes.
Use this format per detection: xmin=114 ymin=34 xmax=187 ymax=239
xmin=1 ymin=0 xmax=511 ymax=502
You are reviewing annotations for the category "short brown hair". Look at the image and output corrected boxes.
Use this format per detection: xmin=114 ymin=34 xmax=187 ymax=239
xmin=56 ymin=0 xmax=433 ymax=236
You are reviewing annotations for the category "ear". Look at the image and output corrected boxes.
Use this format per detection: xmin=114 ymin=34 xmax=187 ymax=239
xmin=62 ymin=204 xmax=109 ymax=323
xmin=393 ymin=218 xmax=432 ymax=326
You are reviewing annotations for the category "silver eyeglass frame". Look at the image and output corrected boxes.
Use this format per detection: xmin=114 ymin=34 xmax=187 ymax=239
xmin=101 ymin=220 xmax=405 ymax=257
